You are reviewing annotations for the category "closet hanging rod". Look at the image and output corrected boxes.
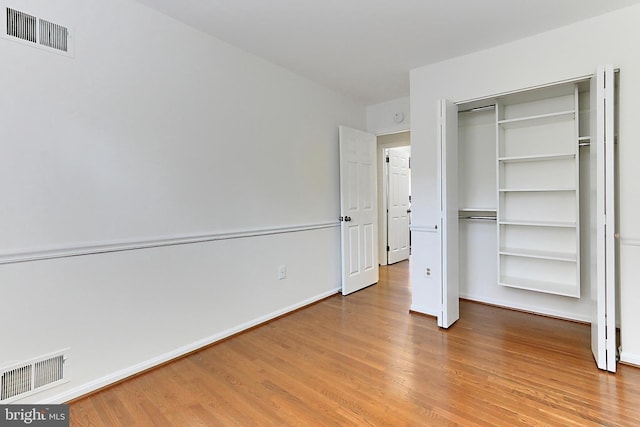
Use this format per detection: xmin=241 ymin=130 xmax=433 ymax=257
xmin=458 ymin=104 xmax=496 ymax=113
xmin=458 ymin=216 xmax=496 ymax=221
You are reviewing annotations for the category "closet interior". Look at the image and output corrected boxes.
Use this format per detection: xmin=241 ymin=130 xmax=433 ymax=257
xmin=457 ymin=80 xmax=594 ymax=311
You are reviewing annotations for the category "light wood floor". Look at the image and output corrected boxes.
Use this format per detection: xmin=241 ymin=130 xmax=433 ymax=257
xmin=70 ymin=261 xmax=640 ymax=426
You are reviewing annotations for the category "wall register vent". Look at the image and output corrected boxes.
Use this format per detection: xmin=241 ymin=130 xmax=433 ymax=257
xmin=39 ymin=19 xmax=69 ymax=52
xmin=2 ymin=5 xmax=73 ymax=56
xmin=0 ymin=349 xmax=70 ymax=403
xmin=6 ymin=8 xmax=36 ymax=43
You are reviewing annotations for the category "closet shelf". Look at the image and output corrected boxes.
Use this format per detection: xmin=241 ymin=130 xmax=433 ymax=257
xmin=499 ymin=276 xmax=580 ymax=298
xmin=578 ymin=135 xmax=591 ymax=147
xmin=459 ymin=208 xmax=497 ymax=213
xmin=499 ymin=187 xmax=576 ymax=193
xmin=458 ymin=209 xmax=497 ymax=220
xmin=499 ymin=219 xmax=576 ymax=228
xmin=496 ymin=85 xmax=580 ymax=298
xmin=499 ymin=247 xmax=576 ymax=262
xmin=498 ymin=153 xmax=575 ymax=163
xmin=498 ymin=110 xmax=575 ymax=128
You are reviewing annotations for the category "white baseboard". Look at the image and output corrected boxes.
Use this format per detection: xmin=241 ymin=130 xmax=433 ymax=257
xmin=460 ymin=293 xmax=591 ymax=323
xmin=410 ymin=304 xmax=437 ymax=317
xmin=620 ymin=351 xmax=640 ymax=367
xmin=38 ymin=287 xmax=341 ymax=404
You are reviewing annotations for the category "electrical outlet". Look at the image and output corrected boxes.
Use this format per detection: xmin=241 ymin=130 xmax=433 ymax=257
xmin=425 ymin=267 xmax=431 ymax=278
xmin=278 ymin=265 xmax=287 ymax=280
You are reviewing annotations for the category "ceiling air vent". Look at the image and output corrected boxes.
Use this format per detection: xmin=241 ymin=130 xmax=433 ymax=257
xmin=2 ymin=5 xmax=73 ymax=56
xmin=6 ymin=7 xmax=36 ymax=43
xmin=39 ymin=19 xmax=68 ymax=52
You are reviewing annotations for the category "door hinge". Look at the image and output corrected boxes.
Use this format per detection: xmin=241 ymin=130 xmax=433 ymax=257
xmin=386 ymin=245 xmax=390 ymax=252
xmin=385 ymin=156 xmax=389 ymax=163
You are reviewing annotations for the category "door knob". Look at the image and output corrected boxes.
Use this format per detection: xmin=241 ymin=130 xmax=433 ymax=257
xmin=345 ymin=216 xmax=352 ymax=222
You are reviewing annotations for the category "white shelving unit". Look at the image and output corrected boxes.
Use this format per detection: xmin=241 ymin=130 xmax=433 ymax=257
xmin=496 ymin=85 xmax=581 ymax=297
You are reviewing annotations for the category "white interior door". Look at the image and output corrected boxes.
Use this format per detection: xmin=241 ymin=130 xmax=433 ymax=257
xmin=438 ymin=99 xmax=459 ymax=328
xmin=339 ymin=126 xmax=379 ymax=295
xmin=387 ymin=147 xmax=411 ymax=264
xmin=590 ymin=65 xmax=617 ymax=372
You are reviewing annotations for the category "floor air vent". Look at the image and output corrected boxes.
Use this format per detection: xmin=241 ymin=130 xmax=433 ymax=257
xmin=2 ymin=5 xmax=73 ymax=56
xmin=0 ymin=349 xmax=70 ymax=403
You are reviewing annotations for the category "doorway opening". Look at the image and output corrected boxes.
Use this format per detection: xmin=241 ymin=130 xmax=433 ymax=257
xmin=438 ymin=68 xmax=618 ymax=371
xmin=377 ymin=132 xmax=411 ymax=266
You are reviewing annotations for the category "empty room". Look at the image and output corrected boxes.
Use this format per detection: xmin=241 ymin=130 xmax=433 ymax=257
xmin=2 ymin=0 xmax=640 ymax=425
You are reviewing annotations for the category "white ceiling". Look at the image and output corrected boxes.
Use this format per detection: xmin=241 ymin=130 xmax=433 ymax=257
xmin=133 ymin=0 xmax=640 ymax=104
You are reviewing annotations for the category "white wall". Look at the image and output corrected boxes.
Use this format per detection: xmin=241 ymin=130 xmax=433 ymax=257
xmin=367 ymin=96 xmax=410 ymax=135
xmin=410 ymin=4 xmax=640 ymax=363
xmin=0 ymin=0 xmax=366 ymax=402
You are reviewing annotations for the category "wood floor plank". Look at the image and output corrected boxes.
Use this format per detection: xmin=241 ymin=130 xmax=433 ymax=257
xmin=69 ymin=261 xmax=640 ymax=426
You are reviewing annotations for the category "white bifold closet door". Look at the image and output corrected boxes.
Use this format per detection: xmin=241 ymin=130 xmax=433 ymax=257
xmin=590 ymin=65 xmax=617 ymax=373
xmin=438 ymin=99 xmax=459 ymax=328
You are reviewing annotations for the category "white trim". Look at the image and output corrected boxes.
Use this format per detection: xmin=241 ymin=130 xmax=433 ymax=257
xmin=36 ymin=287 xmax=341 ymax=405
xmin=410 ymin=304 xmax=437 ymax=316
xmin=455 ymin=74 xmax=594 ymax=106
xmin=620 ymin=351 xmax=640 ymax=367
xmin=459 ymin=293 xmax=591 ymax=323
xmin=621 ymin=238 xmax=640 ymax=247
xmin=373 ymin=123 xmax=410 ymax=136
xmin=410 ymin=224 xmax=438 ymax=233
xmin=0 ymin=221 xmax=340 ymax=265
